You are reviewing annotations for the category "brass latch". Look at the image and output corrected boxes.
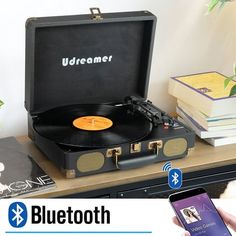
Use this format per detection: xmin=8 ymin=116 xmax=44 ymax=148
xmin=90 ymin=8 xmax=103 ymax=20
xmin=130 ymin=142 xmax=141 ymax=153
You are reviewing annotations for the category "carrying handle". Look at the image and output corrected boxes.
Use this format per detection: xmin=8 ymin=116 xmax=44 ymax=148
xmin=113 ymin=149 xmax=159 ymax=170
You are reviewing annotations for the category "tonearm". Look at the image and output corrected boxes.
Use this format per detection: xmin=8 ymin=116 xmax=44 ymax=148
xmin=125 ymin=96 xmax=174 ymax=127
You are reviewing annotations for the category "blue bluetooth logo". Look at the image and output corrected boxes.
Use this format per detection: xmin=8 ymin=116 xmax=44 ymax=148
xmin=162 ymin=162 xmax=183 ymax=189
xmin=8 ymin=202 xmax=28 ymax=228
xmin=168 ymin=168 xmax=182 ymax=189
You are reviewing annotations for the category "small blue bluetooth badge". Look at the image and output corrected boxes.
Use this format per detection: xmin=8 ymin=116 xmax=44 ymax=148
xmin=162 ymin=162 xmax=183 ymax=189
xmin=8 ymin=202 xmax=28 ymax=228
xmin=168 ymin=168 xmax=182 ymax=189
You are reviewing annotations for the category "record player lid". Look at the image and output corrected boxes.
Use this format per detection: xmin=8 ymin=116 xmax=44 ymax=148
xmin=25 ymin=10 xmax=156 ymax=114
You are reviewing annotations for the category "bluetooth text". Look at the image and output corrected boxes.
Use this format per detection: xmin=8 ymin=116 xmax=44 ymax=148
xmin=31 ymin=205 xmax=110 ymax=224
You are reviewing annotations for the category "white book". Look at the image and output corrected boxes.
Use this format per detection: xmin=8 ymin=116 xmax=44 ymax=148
xmin=205 ymin=136 xmax=236 ymax=147
xmin=176 ymin=104 xmax=236 ymax=131
xmin=177 ymin=110 xmax=236 ymax=139
xmin=169 ymin=72 xmax=236 ymax=117
xmin=177 ymin=100 xmax=236 ymax=127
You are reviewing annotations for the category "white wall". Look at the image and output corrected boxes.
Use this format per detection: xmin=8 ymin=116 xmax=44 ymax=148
xmin=0 ymin=0 xmax=236 ymax=138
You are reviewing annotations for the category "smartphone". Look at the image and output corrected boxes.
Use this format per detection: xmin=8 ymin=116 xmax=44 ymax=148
xmin=169 ymin=187 xmax=232 ymax=236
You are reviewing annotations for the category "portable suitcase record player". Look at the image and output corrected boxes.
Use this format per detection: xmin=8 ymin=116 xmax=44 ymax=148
xmin=25 ymin=9 xmax=195 ymax=178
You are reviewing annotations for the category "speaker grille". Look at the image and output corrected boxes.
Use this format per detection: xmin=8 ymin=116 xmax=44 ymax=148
xmin=77 ymin=152 xmax=105 ymax=172
xmin=163 ymin=138 xmax=187 ymax=157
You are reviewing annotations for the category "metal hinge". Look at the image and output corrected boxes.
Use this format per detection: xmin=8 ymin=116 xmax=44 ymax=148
xmin=90 ymin=8 xmax=103 ymax=20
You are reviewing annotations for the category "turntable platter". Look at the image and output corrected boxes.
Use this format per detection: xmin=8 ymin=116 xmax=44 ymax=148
xmin=33 ymin=104 xmax=152 ymax=148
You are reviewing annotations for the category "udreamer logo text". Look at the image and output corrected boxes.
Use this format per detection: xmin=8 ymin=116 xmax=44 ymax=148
xmin=8 ymin=202 xmax=28 ymax=228
xmin=62 ymin=55 xmax=113 ymax=67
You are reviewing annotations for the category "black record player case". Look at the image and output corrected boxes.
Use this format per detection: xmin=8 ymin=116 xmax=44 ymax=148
xmin=25 ymin=9 xmax=195 ymax=178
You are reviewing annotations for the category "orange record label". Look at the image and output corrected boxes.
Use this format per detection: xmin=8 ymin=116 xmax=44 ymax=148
xmin=73 ymin=116 xmax=113 ymax=131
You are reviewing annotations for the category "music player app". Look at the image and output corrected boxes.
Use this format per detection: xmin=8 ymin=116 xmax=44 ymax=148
xmin=172 ymin=193 xmax=231 ymax=236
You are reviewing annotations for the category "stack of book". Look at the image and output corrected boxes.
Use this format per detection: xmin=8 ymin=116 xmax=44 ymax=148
xmin=168 ymin=72 xmax=236 ymax=146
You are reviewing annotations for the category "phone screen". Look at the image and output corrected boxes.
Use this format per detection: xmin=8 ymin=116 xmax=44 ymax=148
xmin=169 ymin=188 xmax=232 ymax=236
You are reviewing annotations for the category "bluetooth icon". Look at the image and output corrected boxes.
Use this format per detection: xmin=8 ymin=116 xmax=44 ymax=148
xmin=12 ymin=204 xmax=24 ymax=226
xmin=168 ymin=168 xmax=182 ymax=189
xmin=8 ymin=202 xmax=28 ymax=228
xmin=172 ymin=172 xmax=179 ymax=185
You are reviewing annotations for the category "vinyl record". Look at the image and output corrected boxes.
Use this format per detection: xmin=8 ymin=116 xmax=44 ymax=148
xmin=33 ymin=104 xmax=152 ymax=148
